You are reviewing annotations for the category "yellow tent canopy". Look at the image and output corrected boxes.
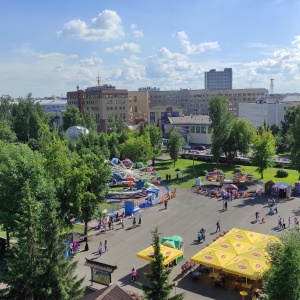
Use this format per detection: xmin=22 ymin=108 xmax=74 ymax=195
xmin=253 ymin=235 xmax=281 ymax=248
xmin=190 ymin=247 xmax=236 ymax=269
xmin=222 ymin=255 xmax=269 ymax=280
xmin=136 ymin=245 xmax=183 ymax=266
xmin=239 ymin=245 xmax=270 ymax=262
xmin=225 ymin=228 xmax=264 ymax=244
xmin=210 ymin=237 xmax=251 ymax=255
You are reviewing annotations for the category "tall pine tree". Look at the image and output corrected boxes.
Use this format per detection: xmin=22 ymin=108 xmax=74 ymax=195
xmin=140 ymin=227 xmax=185 ymax=300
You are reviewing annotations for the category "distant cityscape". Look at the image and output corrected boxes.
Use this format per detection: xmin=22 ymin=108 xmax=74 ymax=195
xmin=7 ymin=68 xmax=300 ymax=146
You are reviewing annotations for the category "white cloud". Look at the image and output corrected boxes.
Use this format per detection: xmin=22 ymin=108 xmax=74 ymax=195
xmin=57 ymin=10 xmax=124 ymax=41
xmin=177 ymin=31 xmax=219 ymax=54
xmin=105 ymin=43 xmax=140 ymax=53
xmin=245 ymin=42 xmax=273 ymax=48
xmin=131 ymin=24 xmax=143 ymax=38
xmin=243 ymin=35 xmax=300 ymax=80
xmin=79 ymin=57 xmax=103 ymax=66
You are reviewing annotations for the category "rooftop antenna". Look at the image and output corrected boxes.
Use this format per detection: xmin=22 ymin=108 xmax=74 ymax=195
xmin=96 ymin=72 xmax=101 ymax=86
xmin=270 ymin=79 xmax=274 ymax=94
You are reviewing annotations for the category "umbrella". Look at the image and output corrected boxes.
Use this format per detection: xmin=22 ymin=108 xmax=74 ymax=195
xmin=226 ymin=184 xmax=238 ymax=190
xmin=209 ymin=237 xmax=251 ymax=255
xmin=222 ymin=256 xmax=269 ymax=280
xmin=190 ymin=248 xmax=236 ymax=269
xmin=224 ymin=229 xmax=255 ymax=244
xmin=225 ymin=228 xmax=264 ymax=244
xmin=254 ymin=235 xmax=281 ymax=248
xmin=239 ymin=245 xmax=269 ymax=262
xmin=136 ymin=245 xmax=183 ymax=266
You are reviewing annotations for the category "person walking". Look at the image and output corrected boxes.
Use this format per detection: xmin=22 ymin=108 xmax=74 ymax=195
xmin=288 ymin=216 xmax=291 ymax=227
xmin=201 ymin=228 xmax=206 ymax=241
xmin=104 ymin=240 xmax=108 ymax=252
xmin=197 ymin=231 xmax=201 ymax=243
xmin=132 ymin=217 xmax=136 ymax=228
xmin=164 ymin=199 xmax=168 ymax=209
xmin=131 ymin=267 xmax=137 ymax=282
xmin=98 ymin=241 xmax=103 ymax=256
xmin=224 ymin=201 xmax=228 ymax=211
xmin=216 ymin=221 xmax=221 ymax=232
xmin=138 ymin=215 xmax=142 ymax=226
xmin=278 ymin=216 xmax=282 ymax=229
xmin=120 ymin=217 xmax=124 ymax=229
xmin=282 ymin=219 xmax=286 ymax=230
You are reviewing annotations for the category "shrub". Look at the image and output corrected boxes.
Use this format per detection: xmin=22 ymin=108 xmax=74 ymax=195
xmin=276 ymin=169 xmax=289 ymax=178
xmin=216 ymin=169 xmax=223 ymax=173
xmin=175 ymin=168 xmax=181 ymax=172
xmin=234 ymin=168 xmax=242 ymax=174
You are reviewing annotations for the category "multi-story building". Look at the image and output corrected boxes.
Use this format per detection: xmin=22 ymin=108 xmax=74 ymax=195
xmin=128 ymin=91 xmax=149 ymax=124
xmin=148 ymin=88 xmax=268 ymax=117
xmin=34 ymin=98 xmax=67 ymax=128
xmin=205 ymin=68 xmax=232 ymax=90
xmin=239 ymin=95 xmax=300 ymax=128
xmin=67 ymin=84 xmax=128 ymax=132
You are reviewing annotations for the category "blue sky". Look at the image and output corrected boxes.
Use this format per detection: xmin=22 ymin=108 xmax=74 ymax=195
xmin=1 ymin=0 xmax=300 ymax=97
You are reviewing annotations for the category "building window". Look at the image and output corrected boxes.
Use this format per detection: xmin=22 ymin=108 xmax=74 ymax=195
xmin=196 ymin=126 xmax=200 ymax=133
xmin=134 ymin=106 xmax=138 ymax=112
xmin=201 ymin=126 xmax=207 ymax=134
xmin=115 ymin=106 xmax=118 ymax=110
xmin=208 ymin=126 xmax=212 ymax=134
xmin=191 ymin=126 xmax=195 ymax=133
xmin=134 ymin=96 xmax=137 ymax=102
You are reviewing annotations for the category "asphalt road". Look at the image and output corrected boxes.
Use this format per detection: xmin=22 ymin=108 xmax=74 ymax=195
xmin=74 ymin=187 xmax=300 ymax=300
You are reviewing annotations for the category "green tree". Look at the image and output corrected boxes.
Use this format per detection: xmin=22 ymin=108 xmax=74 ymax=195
xmin=0 ymin=120 xmax=17 ymax=142
xmin=291 ymin=112 xmax=300 ymax=179
xmin=11 ymin=95 xmax=51 ymax=142
xmin=0 ymin=179 xmax=84 ymax=299
xmin=81 ymin=109 xmax=97 ymax=132
xmin=209 ymin=97 xmax=233 ymax=163
xmin=107 ymin=115 xmax=125 ymax=134
xmin=108 ymin=132 xmax=120 ymax=159
xmin=281 ymin=105 xmax=299 ymax=135
xmin=141 ymin=227 xmax=185 ymax=300
xmin=264 ymin=227 xmax=300 ymax=300
xmin=0 ymin=182 xmax=44 ymax=299
xmin=0 ymin=143 xmax=49 ymax=246
xmin=147 ymin=124 xmax=162 ymax=166
xmin=69 ymin=149 xmax=111 ymax=239
xmin=168 ymin=131 xmax=185 ymax=167
xmin=62 ymin=106 xmax=81 ymax=131
xmin=39 ymin=190 xmax=84 ymax=299
xmin=222 ymin=118 xmax=254 ymax=164
xmin=120 ymin=134 xmax=153 ymax=164
xmin=252 ymin=127 xmax=276 ymax=179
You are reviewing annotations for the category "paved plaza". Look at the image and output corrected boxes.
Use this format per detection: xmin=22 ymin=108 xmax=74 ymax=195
xmin=75 ymin=187 xmax=300 ymax=300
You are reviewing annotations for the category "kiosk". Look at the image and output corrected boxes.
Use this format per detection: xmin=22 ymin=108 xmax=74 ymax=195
xmin=124 ymin=199 xmax=140 ymax=216
xmin=161 ymin=235 xmax=184 ymax=264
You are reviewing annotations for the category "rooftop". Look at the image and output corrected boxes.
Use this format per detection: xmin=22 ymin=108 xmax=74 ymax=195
xmin=168 ymin=115 xmax=211 ymax=125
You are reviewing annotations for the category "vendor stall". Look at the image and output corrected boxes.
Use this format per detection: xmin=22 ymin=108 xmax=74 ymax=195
xmin=136 ymin=244 xmax=183 ymax=266
xmin=124 ymin=200 xmax=140 ymax=216
xmin=161 ymin=235 xmax=184 ymax=264
xmin=272 ymin=182 xmax=292 ymax=198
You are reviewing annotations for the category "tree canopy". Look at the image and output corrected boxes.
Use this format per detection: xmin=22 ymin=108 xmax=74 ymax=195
xmin=264 ymin=227 xmax=300 ymax=300
xmin=140 ymin=227 xmax=185 ymax=300
xmin=252 ymin=127 xmax=276 ymax=179
xmin=209 ymin=97 xmax=233 ymax=163
xmin=168 ymin=131 xmax=186 ymax=167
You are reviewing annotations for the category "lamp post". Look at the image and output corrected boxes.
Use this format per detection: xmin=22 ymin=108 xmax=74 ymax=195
xmin=174 ymin=281 xmax=178 ymax=296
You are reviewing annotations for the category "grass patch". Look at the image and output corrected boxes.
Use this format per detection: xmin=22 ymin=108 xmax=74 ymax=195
xmin=153 ymin=158 xmax=299 ymax=188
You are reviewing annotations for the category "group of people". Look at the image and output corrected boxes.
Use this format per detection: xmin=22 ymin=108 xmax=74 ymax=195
xmin=132 ymin=215 xmax=142 ymax=229
xmin=197 ymin=228 xmax=206 ymax=243
xmin=98 ymin=212 xmax=126 ymax=233
xmin=98 ymin=240 xmax=108 ymax=256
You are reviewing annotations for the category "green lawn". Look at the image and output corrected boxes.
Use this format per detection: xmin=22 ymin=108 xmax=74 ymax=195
xmin=153 ymin=158 xmax=299 ymax=188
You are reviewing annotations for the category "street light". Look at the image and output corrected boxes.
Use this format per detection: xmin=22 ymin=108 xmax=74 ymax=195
xmin=173 ymin=281 xmax=178 ymax=296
